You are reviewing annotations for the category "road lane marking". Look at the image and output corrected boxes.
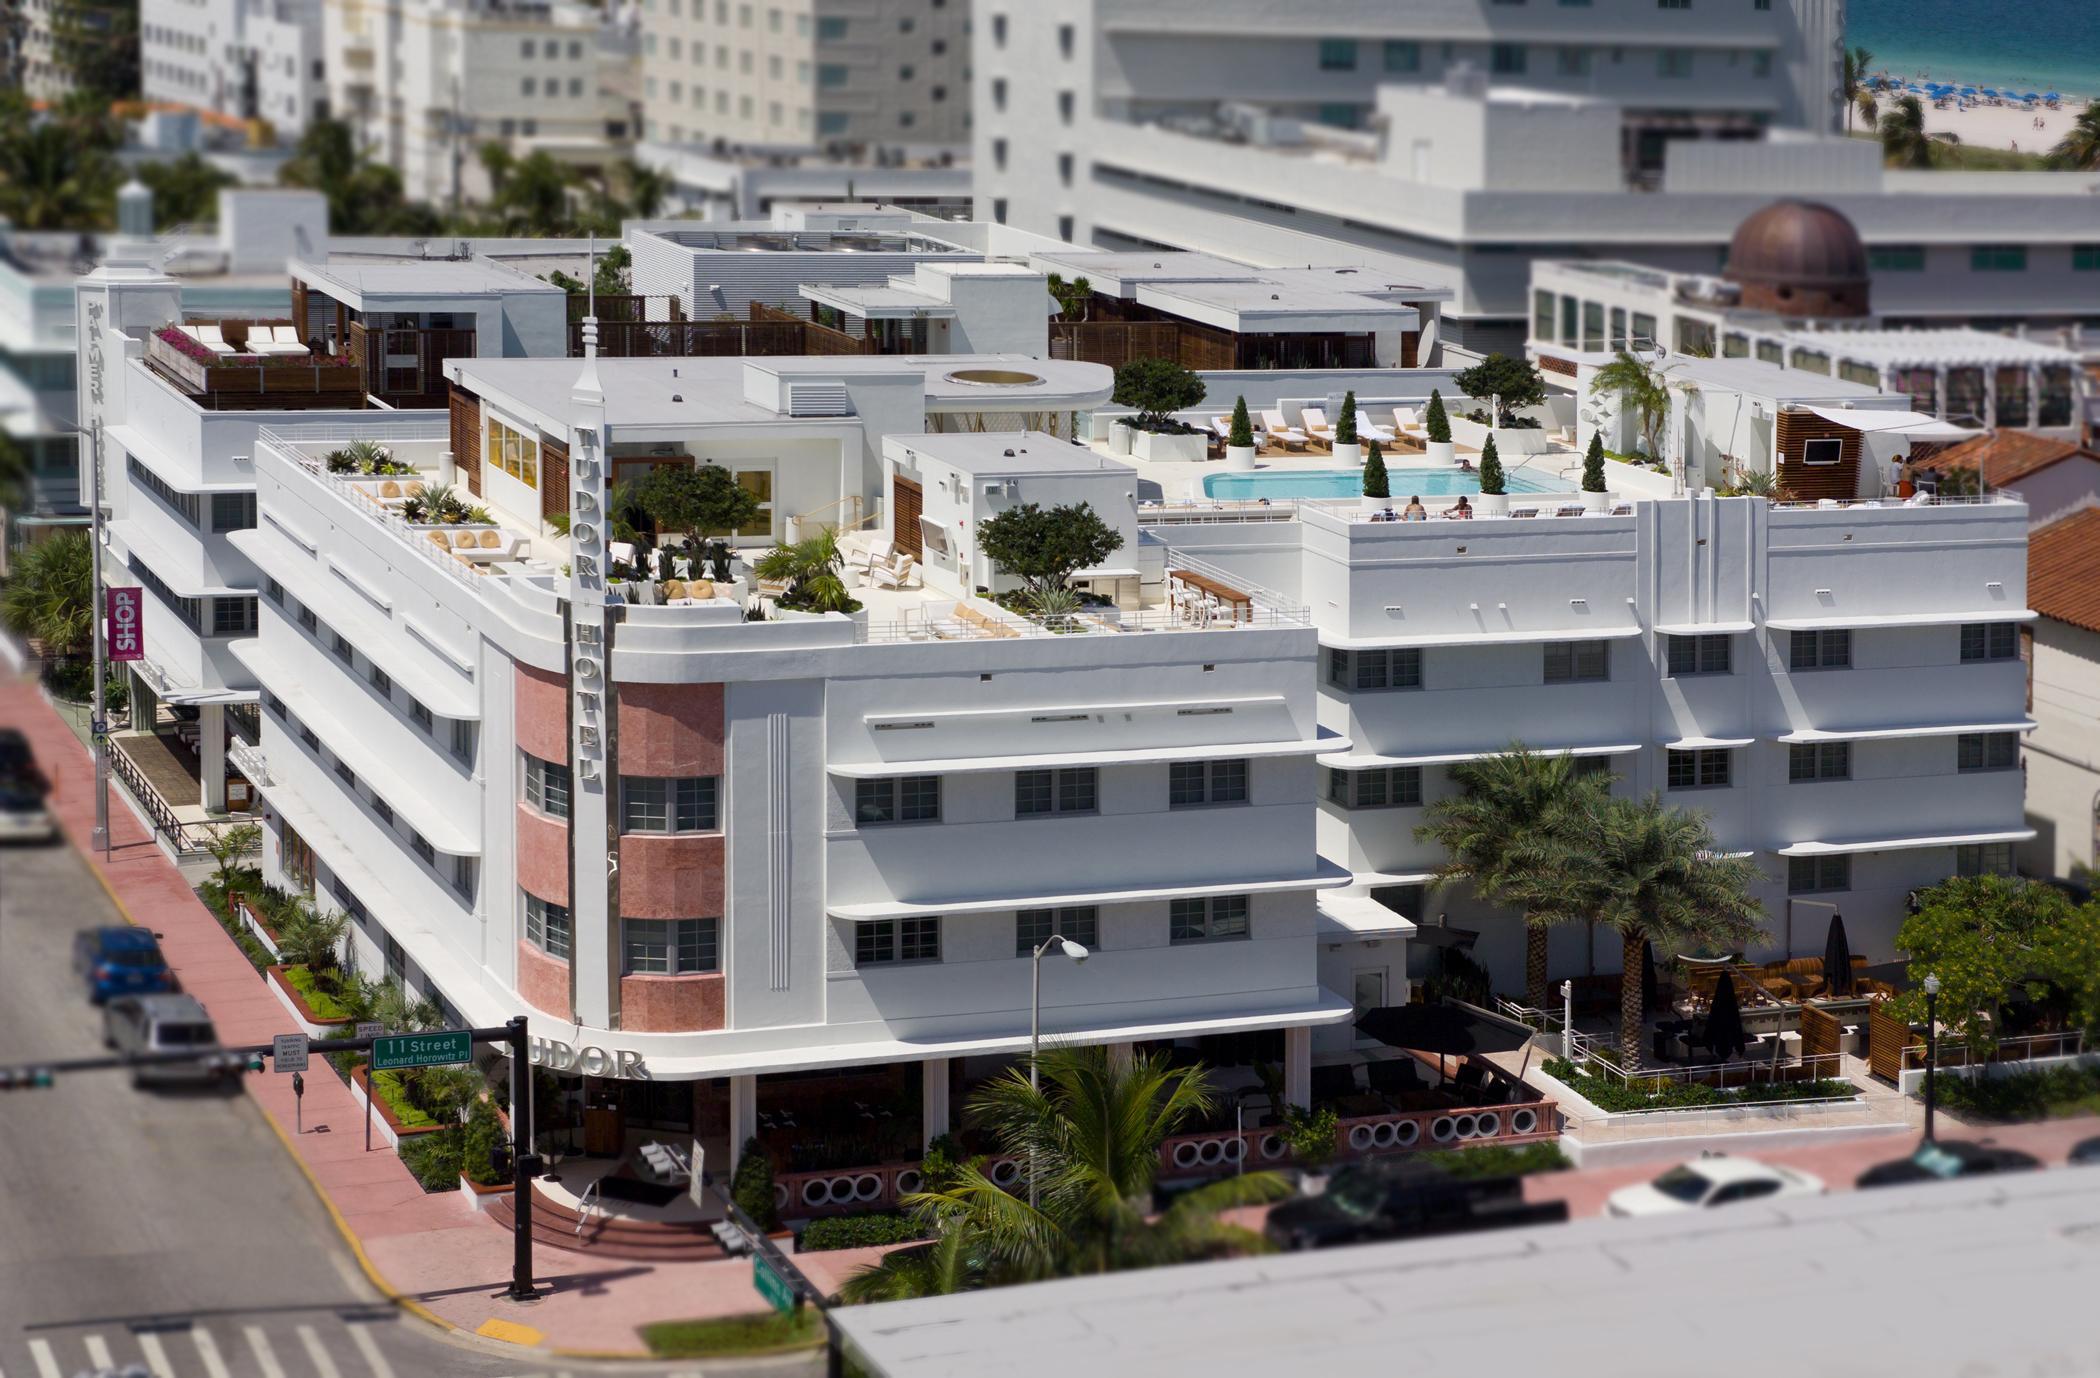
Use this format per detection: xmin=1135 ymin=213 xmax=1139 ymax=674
xmin=343 ymin=1322 xmax=395 ymax=1378
xmin=135 ymin=1331 xmax=176 ymax=1378
xmin=296 ymin=1325 xmax=343 ymax=1378
xmin=83 ymin=1336 xmax=115 ymax=1371
xmin=245 ymin=1326 xmax=288 ymax=1378
xmin=189 ymin=1328 xmax=233 ymax=1378
xmin=26 ymin=1339 xmax=61 ymax=1378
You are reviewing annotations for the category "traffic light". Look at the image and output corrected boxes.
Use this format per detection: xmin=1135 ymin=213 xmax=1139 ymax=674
xmin=0 ymin=1068 xmax=55 ymax=1090
xmin=245 ymin=1052 xmax=267 ymax=1073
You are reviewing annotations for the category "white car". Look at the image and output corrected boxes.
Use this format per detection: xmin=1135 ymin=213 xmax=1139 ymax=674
xmin=0 ymin=782 xmax=56 ymax=843
xmin=1606 ymin=1155 xmax=1827 ymax=1218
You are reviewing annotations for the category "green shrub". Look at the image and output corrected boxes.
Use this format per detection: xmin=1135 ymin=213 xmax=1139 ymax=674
xmin=641 ymin=1311 xmax=823 ymax=1359
xmin=398 ymin=1130 xmax=462 ymax=1191
xmin=1424 ymin=389 xmax=1451 ymax=445
xmin=732 ymin=1138 xmax=779 ymax=1231
xmin=800 ymin=1212 xmax=928 ymax=1252
xmin=1936 ymin=1064 xmax=2100 ymax=1121
xmin=280 ymin=964 xmax=350 ymax=1020
xmin=1335 ymin=390 xmax=1358 ymax=445
xmin=1362 ymin=441 xmax=1390 ymax=499
xmin=367 ymin=1069 xmax=440 ymax=1130
xmin=918 ymin=1133 xmax=966 ymax=1194
xmin=1544 ymin=1057 xmax=1858 ymax=1112
xmin=461 ymin=1097 xmax=507 ymax=1186
xmin=1582 ymin=432 xmax=1607 ymax=493
xmin=1112 ymin=356 xmax=1206 ymax=431
xmin=1282 ymin=1105 xmax=1339 ymax=1168
xmin=1477 ymin=436 xmax=1506 ymax=496
xmin=1420 ymin=1142 xmax=1570 ymax=1179
xmin=1228 ymin=396 xmax=1254 ymax=449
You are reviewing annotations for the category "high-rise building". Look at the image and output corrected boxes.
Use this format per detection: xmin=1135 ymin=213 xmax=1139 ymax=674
xmin=140 ymin=0 xmax=328 ymax=134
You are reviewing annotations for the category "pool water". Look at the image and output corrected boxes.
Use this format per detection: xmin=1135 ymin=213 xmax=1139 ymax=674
xmin=1203 ymin=467 xmax=1570 ymax=501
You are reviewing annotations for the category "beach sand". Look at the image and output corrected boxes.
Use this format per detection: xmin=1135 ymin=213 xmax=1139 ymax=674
xmin=1871 ymin=73 xmax=2089 ymax=154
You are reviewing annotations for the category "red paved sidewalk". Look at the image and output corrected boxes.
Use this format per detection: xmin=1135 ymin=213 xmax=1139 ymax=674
xmin=4 ymin=676 xmax=780 ymax=1355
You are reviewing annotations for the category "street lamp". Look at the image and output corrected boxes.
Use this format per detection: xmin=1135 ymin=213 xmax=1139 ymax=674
xmin=54 ymin=419 xmax=114 ymax=856
xmin=1922 ymin=973 xmax=1942 ymax=1143
xmin=1028 ymin=935 xmax=1088 ymax=1208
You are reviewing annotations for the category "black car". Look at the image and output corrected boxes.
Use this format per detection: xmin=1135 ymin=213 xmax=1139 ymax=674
xmin=2068 ymin=1137 xmax=2100 ymax=1167
xmin=1264 ymin=1157 xmax=1569 ymax=1252
xmin=1855 ymin=1139 xmax=2043 ymax=1188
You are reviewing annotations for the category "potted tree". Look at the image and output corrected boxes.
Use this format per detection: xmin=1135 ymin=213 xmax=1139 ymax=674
xmin=1331 ymin=390 xmax=1361 ymax=466
xmin=1226 ymin=396 xmax=1258 ymax=471
xmin=1476 ymin=435 xmax=1509 ymax=516
xmin=1111 ymin=357 xmax=1208 ymax=463
xmin=975 ymin=501 xmax=1125 ymax=615
xmin=1424 ymin=389 xmax=1455 ymax=466
xmin=1581 ymin=431 xmax=1612 ymax=513
xmin=1361 ymin=440 xmax=1390 ymax=515
xmin=1283 ymin=1105 xmax=1340 ymax=1195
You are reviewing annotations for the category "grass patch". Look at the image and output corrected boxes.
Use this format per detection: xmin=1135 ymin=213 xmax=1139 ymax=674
xmin=1937 ymin=1064 xmax=2100 ymax=1122
xmin=1418 ymin=1142 xmax=1570 ymax=1178
xmin=280 ymin=964 xmax=351 ymax=1020
xmin=641 ymin=1310 xmax=825 ymax=1359
xmin=1544 ymin=1057 xmax=1856 ymax=1113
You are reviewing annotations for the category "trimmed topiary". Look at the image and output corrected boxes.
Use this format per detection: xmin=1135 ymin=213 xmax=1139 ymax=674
xmin=1424 ymin=389 xmax=1451 ymax=445
xmin=1228 ymin=396 xmax=1254 ymax=448
xmin=1362 ymin=440 xmax=1390 ymax=499
xmin=1335 ymin=391 xmax=1358 ymax=446
xmin=1478 ymin=436 xmax=1507 ymax=496
xmin=1582 ymin=432 xmax=1607 ymax=493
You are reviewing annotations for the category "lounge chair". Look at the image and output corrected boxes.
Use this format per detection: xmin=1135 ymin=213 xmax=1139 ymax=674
xmin=870 ymin=552 xmax=917 ymax=590
xmin=1258 ymin=410 xmax=1309 ymax=452
xmin=1301 ymin=408 xmax=1336 ymax=449
xmin=1356 ymin=416 xmax=1397 ymax=446
xmin=1392 ymin=407 xmax=1427 ymax=440
xmin=186 ymin=324 xmax=236 ymax=356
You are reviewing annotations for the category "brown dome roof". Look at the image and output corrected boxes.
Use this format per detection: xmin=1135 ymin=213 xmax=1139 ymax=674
xmin=1725 ymin=201 xmax=1871 ymax=318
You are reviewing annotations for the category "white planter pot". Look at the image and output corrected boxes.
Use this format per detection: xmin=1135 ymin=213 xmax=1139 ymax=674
xmin=1474 ymin=491 xmax=1510 ymax=517
xmin=1582 ymin=489 xmax=1613 ymax=513
xmin=1361 ymin=495 xmax=1390 ymax=516
xmin=1330 ymin=442 xmax=1361 ymax=467
xmin=1129 ymin=428 xmax=1208 ymax=464
xmin=1225 ymin=444 xmax=1258 ymax=472
xmin=1425 ymin=440 xmax=1456 ymax=465
xmin=1108 ymin=423 xmax=1134 ymax=456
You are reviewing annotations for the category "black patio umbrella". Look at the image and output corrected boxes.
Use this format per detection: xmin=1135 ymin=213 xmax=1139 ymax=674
xmin=1352 ymin=999 xmax=1536 ymax=1057
xmin=1640 ymin=940 xmax=1660 ymax=1015
xmin=1702 ymin=968 xmax=1748 ymax=1061
xmin=1822 ymin=912 xmax=1856 ymax=997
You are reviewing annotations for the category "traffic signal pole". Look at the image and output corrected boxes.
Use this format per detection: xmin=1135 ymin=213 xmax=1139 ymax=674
xmin=506 ymin=1014 xmax=538 ymax=1302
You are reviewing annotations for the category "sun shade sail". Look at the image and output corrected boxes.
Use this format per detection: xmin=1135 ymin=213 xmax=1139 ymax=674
xmin=1803 ymin=407 xmax=1979 ymax=440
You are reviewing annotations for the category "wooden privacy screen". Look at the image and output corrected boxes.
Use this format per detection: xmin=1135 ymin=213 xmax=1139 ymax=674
xmin=892 ymin=475 xmax=924 ymax=561
xmin=1775 ymin=409 xmax=1861 ymax=501
xmin=1867 ymin=1006 xmax=1916 ymax=1083
xmin=541 ymin=432 xmax=569 ymax=523
xmin=449 ymin=384 xmax=481 ymax=497
xmin=1799 ymin=1004 xmax=1842 ymax=1061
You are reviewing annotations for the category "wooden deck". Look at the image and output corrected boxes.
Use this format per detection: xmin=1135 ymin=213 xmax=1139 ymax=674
xmin=111 ymin=731 xmax=203 ymax=812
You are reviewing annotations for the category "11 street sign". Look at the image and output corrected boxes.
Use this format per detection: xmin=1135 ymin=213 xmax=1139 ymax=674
xmin=370 ymin=1030 xmax=472 ymax=1071
xmin=753 ymin=1252 xmax=798 ymax=1316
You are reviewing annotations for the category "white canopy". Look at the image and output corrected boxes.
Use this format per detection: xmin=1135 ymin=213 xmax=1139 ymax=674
xmin=1804 ymin=406 xmax=1978 ymax=440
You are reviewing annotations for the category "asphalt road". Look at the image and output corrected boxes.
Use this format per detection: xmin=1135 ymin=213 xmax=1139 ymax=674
xmin=0 ymin=833 xmax=818 ymax=1378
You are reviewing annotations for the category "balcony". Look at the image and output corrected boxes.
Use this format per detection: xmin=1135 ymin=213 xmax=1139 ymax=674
xmin=146 ymin=324 xmax=367 ymax=410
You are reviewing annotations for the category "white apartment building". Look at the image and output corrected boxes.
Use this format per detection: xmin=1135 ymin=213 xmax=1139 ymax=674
xmin=324 ymin=0 xmax=639 ymax=208
xmin=635 ymin=141 xmax=971 ymax=220
xmin=974 ymin=2 xmax=2100 ymax=357
xmin=2021 ymin=508 xmax=2100 ymax=884
xmin=141 ymin=0 xmax=329 ymax=135
xmin=637 ymin=0 xmax=969 ymax=151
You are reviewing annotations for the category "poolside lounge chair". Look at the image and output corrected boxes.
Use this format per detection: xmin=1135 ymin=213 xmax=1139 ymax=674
xmin=1258 ymin=410 xmax=1309 ymax=452
xmin=1392 ymin=407 xmax=1427 ymax=441
xmin=186 ymin=324 xmax=236 ymax=356
xmin=1356 ymin=416 xmax=1397 ymax=446
xmin=1301 ymin=408 xmax=1336 ymax=448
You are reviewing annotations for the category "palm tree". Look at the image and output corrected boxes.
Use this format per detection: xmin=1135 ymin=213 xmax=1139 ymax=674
xmin=1878 ymin=95 xmax=1935 ymax=169
xmin=1550 ymin=795 xmax=1765 ymax=1072
xmin=2050 ymin=100 xmax=2100 ymax=170
xmin=1855 ymin=91 xmax=1879 ymax=133
xmin=612 ymin=159 xmax=671 ymax=219
xmin=1841 ymin=47 xmax=1874 ymax=132
xmin=842 ymin=1046 xmax=1286 ymax=1300
xmin=1587 ymin=351 xmax=1676 ymax=461
xmin=754 ymin=527 xmax=858 ymax=613
xmin=1415 ymin=746 xmax=1609 ymax=1008
xmin=491 ymin=152 xmax=574 ymax=235
xmin=1 ymin=529 xmax=94 ymax=659
xmin=274 ymin=901 xmax=351 ymax=975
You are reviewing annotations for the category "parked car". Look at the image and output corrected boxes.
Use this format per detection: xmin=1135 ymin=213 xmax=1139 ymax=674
xmin=102 ymin=994 xmax=231 ymax=1086
xmin=1264 ymin=1157 xmax=1569 ymax=1252
xmin=1606 ymin=1155 xmax=1827 ymax=1218
xmin=2065 ymin=1137 xmax=2100 ymax=1167
xmin=0 ymin=779 xmax=56 ymax=843
xmin=0 ymin=727 xmax=35 ymax=780
xmin=1856 ymin=1139 xmax=2043 ymax=1188
xmin=73 ymin=927 xmax=174 ymax=1003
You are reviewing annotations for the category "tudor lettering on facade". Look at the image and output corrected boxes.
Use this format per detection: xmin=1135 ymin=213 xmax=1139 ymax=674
xmin=528 ymin=1036 xmax=648 ymax=1079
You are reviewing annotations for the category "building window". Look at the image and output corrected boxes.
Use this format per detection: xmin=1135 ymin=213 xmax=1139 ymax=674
xmin=1788 ymin=855 xmax=1849 ymax=894
xmin=1665 ymin=748 xmax=1731 ymax=789
xmin=373 ymin=796 xmax=393 ymax=825
xmin=856 ymin=917 xmax=940 ymax=965
xmin=1170 ymin=895 xmax=1250 ymax=944
xmin=367 ymin=663 xmax=392 ymax=698
xmin=1960 ymin=622 xmax=2019 ymax=662
xmin=1328 ymin=646 xmax=1422 ymax=691
xmin=265 ymin=578 xmax=284 ymax=606
xmin=213 ymin=598 xmax=258 ymax=637
xmin=855 ymin=775 xmax=940 ymax=825
xmin=1956 ymin=732 xmax=2019 ymax=773
xmin=2074 ymin=246 xmax=2100 ymax=272
xmin=1955 ymin=842 xmax=2015 ymax=877
xmin=1658 ymin=49 xmax=1693 ymax=77
xmin=410 ymin=699 xmax=433 ymax=733
xmin=1169 ymin=759 xmax=1249 ymax=808
xmin=330 ymin=631 xmax=354 ymax=664
xmin=1015 ymin=767 xmax=1096 ymax=817
xmin=1491 ymin=42 xmax=1526 ymax=74
xmin=451 ymin=855 xmax=476 ymax=901
xmin=1971 ymin=247 xmax=2027 ymax=272
xmin=1383 ymin=39 xmax=1419 ymax=72
xmin=211 ymin=492 xmax=256 ymax=531
xmin=1665 ymin=633 xmax=1731 ymax=676
xmin=1870 ymin=246 xmax=1926 ymax=272
xmin=485 ymin=417 xmax=540 ymax=489
xmin=1016 ymin=906 xmax=1098 ymax=956
xmin=450 ymin=718 xmax=475 ymax=765
xmin=411 ymin=832 xmax=435 ymax=864
xmin=623 ymin=916 xmax=720 ymax=974
xmin=1327 ymin=766 xmax=1423 ymax=809
xmin=1789 ymin=742 xmax=1850 ymax=782
xmin=1318 ymin=38 xmax=1357 ymax=70
xmin=622 ymin=776 xmax=721 ymax=831
xmin=1556 ymin=46 xmax=1591 ymax=76
xmin=524 ymin=753 xmax=572 ymax=819
xmin=989 ymin=13 xmax=1004 ymax=45
xmin=1543 ymin=640 xmax=1610 ymax=683
xmin=1788 ymin=629 xmax=1851 ymax=670
xmin=334 ymin=759 xmax=356 ymax=788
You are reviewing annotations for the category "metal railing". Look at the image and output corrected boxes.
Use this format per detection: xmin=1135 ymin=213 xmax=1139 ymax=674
xmin=1568 ymin=1049 xmax=1848 ymax=1090
xmin=575 ymin=1178 xmax=602 ymax=1241
xmin=1600 ymin=1094 xmax=1866 ymax=1125
xmin=106 ymin=739 xmax=261 ymax=857
xmin=1900 ymin=1029 xmax=2086 ymax=1070
xmin=857 ymin=600 xmax=1312 ymax=644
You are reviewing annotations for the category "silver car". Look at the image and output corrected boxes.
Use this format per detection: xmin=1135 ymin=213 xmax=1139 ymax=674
xmin=102 ymin=994 xmax=232 ymax=1086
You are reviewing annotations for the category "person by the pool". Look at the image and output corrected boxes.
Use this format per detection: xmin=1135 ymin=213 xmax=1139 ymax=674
xmin=1447 ymin=495 xmax=1473 ymax=519
xmin=1403 ymin=496 xmax=1428 ymax=520
xmin=1456 ymin=454 xmax=1475 ymax=472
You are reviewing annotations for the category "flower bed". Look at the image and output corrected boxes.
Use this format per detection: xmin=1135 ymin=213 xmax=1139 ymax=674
xmin=1543 ymin=1057 xmax=1856 ymax=1113
xmin=269 ymin=964 xmax=353 ymax=1025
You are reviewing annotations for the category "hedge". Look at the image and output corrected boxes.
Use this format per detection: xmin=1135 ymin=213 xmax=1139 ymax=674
xmin=1545 ymin=1057 xmax=1856 ymax=1113
xmin=799 ymin=1212 xmax=927 ymax=1252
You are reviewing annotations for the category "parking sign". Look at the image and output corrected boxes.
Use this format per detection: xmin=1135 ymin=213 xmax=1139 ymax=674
xmin=106 ymin=587 xmax=143 ymax=663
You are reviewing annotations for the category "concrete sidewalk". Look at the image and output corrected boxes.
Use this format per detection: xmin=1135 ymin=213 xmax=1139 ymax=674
xmin=4 ymin=676 xmax=787 ymax=1356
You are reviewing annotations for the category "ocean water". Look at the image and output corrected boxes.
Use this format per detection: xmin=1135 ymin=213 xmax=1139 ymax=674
xmin=1849 ymin=0 xmax=2100 ymax=99
xmin=1203 ymin=467 xmax=1570 ymax=501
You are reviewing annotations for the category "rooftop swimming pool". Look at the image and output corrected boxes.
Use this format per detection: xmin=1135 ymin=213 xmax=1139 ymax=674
xmin=1202 ymin=467 xmax=1571 ymax=502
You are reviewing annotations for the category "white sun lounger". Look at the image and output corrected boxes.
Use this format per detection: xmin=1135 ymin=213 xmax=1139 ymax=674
xmin=1258 ymin=410 xmax=1309 ymax=451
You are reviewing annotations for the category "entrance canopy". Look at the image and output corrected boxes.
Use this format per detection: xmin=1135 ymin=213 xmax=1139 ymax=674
xmin=1353 ymin=999 xmax=1535 ymax=1057
xmin=1803 ymin=406 xmax=1978 ymax=440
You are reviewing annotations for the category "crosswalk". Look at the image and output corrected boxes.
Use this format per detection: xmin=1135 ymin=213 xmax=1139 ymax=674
xmin=9 ymin=1321 xmax=405 ymax=1378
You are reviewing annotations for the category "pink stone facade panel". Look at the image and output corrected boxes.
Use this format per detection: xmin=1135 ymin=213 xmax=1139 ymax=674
xmin=515 ymin=805 xmax=571 ymax=906
xmin=515 ymin=663 xmax=569 ymax=764
xmin=620 ymin=972 xmax=725 ymax=1032
xmin=618 ymin=834 xmax=725 ymax=918
xmin=517 ymin=938 xmax=573 ymax=1021
xmin=617 ymin=682 xmax=725 ymax=776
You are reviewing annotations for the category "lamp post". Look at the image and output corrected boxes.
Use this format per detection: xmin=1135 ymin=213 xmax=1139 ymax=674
xmin=1922 ymin=973 xmax=1942 ymax=1143
xmin=1028 ymin=934 xmax=1088 ymax=1209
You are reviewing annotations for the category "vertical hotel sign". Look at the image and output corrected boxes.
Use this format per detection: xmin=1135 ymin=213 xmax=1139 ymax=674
xmin=107 ymin=587 xmax=144 ymax=662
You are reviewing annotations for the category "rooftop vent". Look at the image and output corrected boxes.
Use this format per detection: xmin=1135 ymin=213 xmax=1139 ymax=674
xmin=787 ymin=383 xmax=852 ymax=417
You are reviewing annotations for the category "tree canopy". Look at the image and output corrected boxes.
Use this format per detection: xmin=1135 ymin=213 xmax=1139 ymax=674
xmin=630 ymin=462 xmax=760 ymax=538
xmin=1889 ymin=876 xmax=2100 ymax=1053
xmin=976 ymin=502 xmax=1125 ymax=595
xmin=1451 ymin=353 xmax=1547 ymax=419
xmin=1 ymin=529 xmax=95 ymax=659
xmin=1112 ymin=357 xmax=1205 ymax=430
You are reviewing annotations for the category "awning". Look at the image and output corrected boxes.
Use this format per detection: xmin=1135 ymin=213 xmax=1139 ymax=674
xmin=1804 ymin=406 xmax=1981 ymax=441
xmin=1354 ymin=999 xmax=1534 ymax=1056
xmin=1407 ymin=924 xmax=1480 ymax=952
xmin=1764 ymin=609 xmax=2037 ymax=632
xmin=1324 ymin=626 xmax=1644 ymax=651
xmin=826 ymin=858 xmax=1353 ymax=919
xmin=829 ymin=734 xmax=1344 ymax=778
xmin=1777 ymin=720 xmax=2037 ymax=744
xmin=1778 ymin=828 xmax=2035 ymax=858
xmin=1320 ymin=743 xmax=1639 ymax=770
xmin=1316 ymin=892 xmax=1417 ymax=939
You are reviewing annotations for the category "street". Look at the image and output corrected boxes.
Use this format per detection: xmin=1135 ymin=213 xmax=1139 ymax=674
xmin=0 ymin=831 xmax=815 ymax=1378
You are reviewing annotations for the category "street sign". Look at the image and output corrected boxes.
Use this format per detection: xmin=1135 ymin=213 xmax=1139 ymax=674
xmin=354 ymin=1022 xmax=383 ymax=1041
xmin=272 ymin=1033 xmax=309 ymax=1073
xmin=106 ymin=587 xmax=143 ymax=663
xmin=753 ymin=1252 xmax=798 ymax=1316
xmin=370 ymin=1030 xmax=472 ymax=1072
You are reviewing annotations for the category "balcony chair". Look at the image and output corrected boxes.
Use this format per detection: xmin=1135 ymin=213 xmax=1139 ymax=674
xmin=869 ymin=551 xmax=918 ymax=590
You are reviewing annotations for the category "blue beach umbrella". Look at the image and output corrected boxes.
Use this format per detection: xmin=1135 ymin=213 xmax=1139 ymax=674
xmin=2046 ymin=92 xmax=2061 ymax=101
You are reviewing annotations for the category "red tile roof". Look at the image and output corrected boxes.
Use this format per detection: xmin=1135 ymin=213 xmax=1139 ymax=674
xmin=2028 ymin=507 xmax=2100 ymax=635
xmin=1913 ymin=431 xmax=2099 ymax=486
